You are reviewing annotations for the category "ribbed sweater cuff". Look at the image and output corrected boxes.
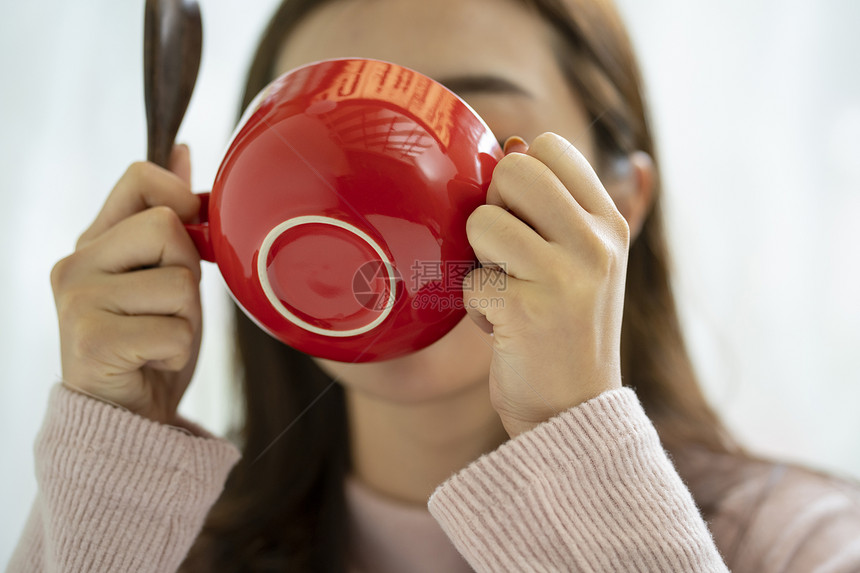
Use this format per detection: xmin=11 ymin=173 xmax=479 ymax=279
xmin=32 ymin=383 xmax=241 ymax=571
xmin=427 ymin=388 xmax=727 ymax=572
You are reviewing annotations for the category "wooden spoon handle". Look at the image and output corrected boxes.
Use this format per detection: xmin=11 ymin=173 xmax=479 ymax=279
xmin=144 ymin=0 xmax=203 ymax=168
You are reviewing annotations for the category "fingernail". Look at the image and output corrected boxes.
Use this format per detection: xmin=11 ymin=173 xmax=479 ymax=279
xmin=503 ymin=136 xmax=528 ymax=155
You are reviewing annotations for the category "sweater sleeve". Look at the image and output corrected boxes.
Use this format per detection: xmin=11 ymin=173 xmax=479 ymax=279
xmin=5 ymin=384 xmax=241 ymax=573
xmin=427 ymin=387 xmax=728 ymax=572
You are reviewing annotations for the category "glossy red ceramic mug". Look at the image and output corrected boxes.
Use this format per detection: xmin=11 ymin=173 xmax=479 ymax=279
xmin=186 ymin=58 xmax=502 ymax=362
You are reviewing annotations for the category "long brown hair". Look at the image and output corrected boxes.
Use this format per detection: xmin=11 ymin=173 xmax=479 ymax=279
xmin=183 ymin=0 xmax=735 ymax=570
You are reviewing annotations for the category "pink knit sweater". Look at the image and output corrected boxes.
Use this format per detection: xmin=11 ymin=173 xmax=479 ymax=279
xmin=6 ymin=385 xmax=860 ymax=572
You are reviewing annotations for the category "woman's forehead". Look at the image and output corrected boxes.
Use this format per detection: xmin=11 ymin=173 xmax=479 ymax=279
xmin=270 ymin=0 xmax=596 ymax=163
xmin=273 ymin=0 xmax=561 ymax=94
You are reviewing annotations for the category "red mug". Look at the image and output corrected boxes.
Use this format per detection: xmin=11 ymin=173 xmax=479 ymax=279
xmin=186 ymin=58 xmax=502 ymax=362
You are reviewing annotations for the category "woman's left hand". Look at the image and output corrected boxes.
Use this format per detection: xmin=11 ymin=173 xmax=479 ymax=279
xmin=464 ymin=132 xmax=630 ymax=438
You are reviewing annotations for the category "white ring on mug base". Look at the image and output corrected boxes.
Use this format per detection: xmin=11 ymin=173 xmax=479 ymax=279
xmin=257 ymin=215 xmax=397 ymax=337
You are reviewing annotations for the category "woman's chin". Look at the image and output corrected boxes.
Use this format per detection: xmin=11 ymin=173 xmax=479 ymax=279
xmin=313 ymin=316 xmax=494 ymax=405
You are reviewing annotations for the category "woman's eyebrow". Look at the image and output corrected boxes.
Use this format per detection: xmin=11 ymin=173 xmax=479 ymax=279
xmin=435 ymin=75 xmax=534 ymax=98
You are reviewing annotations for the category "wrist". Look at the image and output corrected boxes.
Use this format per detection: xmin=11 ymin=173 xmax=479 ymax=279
xmin=497 ymin=382 xmax=622 ymax=438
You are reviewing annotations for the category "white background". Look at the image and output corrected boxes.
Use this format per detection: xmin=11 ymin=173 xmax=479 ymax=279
xmin=1 ymin=0 xmax=858 ymax=564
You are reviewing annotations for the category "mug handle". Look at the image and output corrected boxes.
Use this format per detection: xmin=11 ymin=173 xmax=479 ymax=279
xmin=185 ymin=192 xmax=215 ymax=262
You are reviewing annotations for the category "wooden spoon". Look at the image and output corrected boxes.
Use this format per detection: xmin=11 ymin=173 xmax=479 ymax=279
xmin=144 ymin=0 xmax=203 ymax=168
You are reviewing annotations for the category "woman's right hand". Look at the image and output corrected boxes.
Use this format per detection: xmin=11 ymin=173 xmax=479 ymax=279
xmin=50 ymin=145 xmax=203 ymax=424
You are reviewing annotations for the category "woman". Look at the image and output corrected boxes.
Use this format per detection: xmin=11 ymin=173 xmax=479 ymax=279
xmin=8 ymin=0 xmax=860 ymax=571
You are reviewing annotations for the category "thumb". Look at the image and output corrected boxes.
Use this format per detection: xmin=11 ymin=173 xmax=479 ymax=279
xmin=462 ymin=266 xmax=506 ymax=335
xmin=503 ymin=135 xmax=529 ymax=155
xmin=169 ymin=143 xmax=192 ymax=185
xmin=465 ymin=302 xmax=494 ymax=334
